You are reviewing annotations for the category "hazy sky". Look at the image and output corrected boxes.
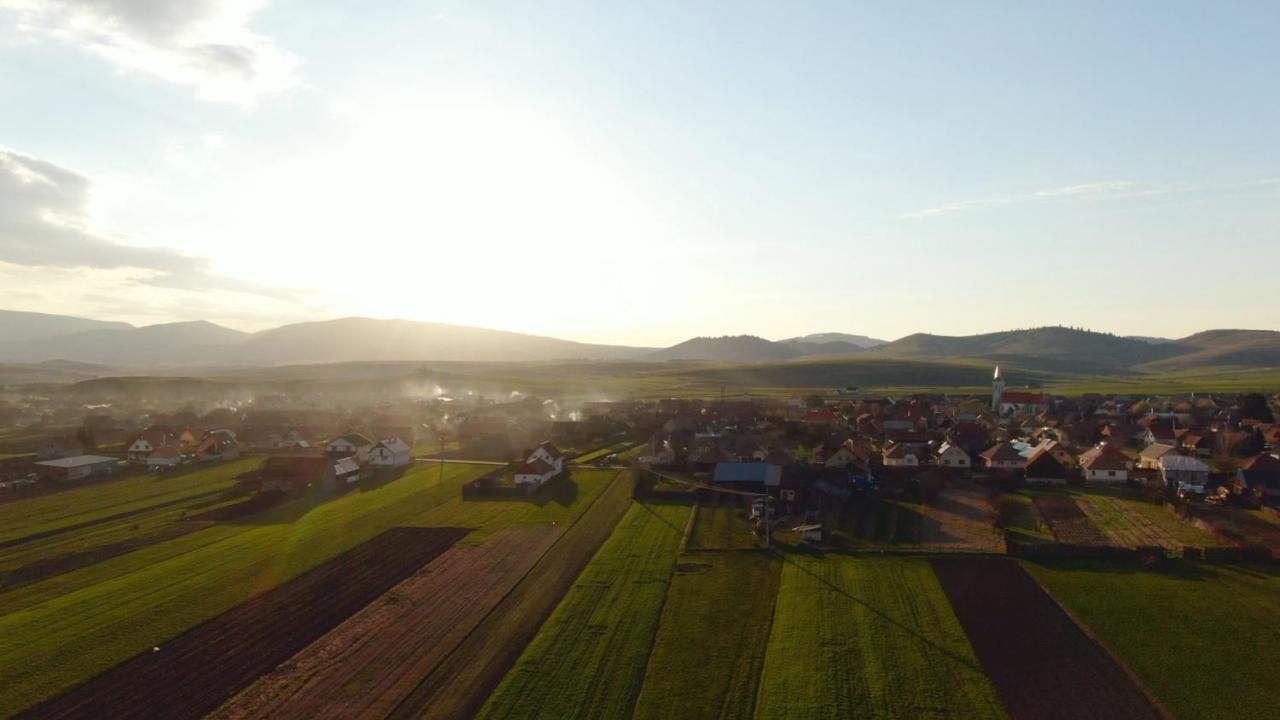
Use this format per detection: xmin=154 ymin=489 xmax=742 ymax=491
xmin=1 ymin=1 xmax=1277 ymax=346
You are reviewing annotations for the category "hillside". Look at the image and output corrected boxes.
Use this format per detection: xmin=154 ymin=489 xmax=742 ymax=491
xmin=780 ymin=333 xmax=886 ymax=349
xmin=643 ymin=336 xmax=803 ymax=362
xmin=1141 ymin=330 xmax=1280 ymax=371
xmin=867 ymin=327 xmax=1187 ymax=373
xmin=9 ymin=321 xmax=249 ymax=366
xmin=0 ymin=310 xmax=131 ymax=348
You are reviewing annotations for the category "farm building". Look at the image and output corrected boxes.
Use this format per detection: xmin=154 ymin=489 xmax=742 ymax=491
xmin=333 ymin=456 xmax=362 ymax=486
xmin=882 ymin=443 xmax=919 ymax=467
xmin=368 ymin=438 xmax=412 ymax=468
xmin=1078 ymin=443 xmax=1133 ymax=483
xmin=33 ymin=455 xmax=118 ymax=482
xmin=256 ymin=455 xmax=337 ymax=493
xmin=795 ymin=523 xmax=824 ymax=543
xmin=1234 ymin=454 xmax=1280 ymax=502
xmin=1138 ymin=443 xmax=1178 ymax=469
xmin=326 ymin=432 xmax=375 ymax=463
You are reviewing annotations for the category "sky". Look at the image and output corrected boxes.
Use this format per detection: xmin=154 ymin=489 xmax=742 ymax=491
xmin=1 ymin=1 xmax=1278 ymax=347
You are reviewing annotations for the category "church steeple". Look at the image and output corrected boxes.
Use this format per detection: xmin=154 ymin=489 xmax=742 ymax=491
xmin=992 ymin=364 xmax=1005 ymax=412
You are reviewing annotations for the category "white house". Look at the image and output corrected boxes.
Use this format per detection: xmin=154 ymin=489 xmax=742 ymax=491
xmin=1078 ymin=443 xmax=1132 ymax=483
xmin=514 ymin=441 xmax=565 ymax=488
xmin=127 ymin=429 xmax=172 ymax=465
xmin=934 ymin=442 xmax=971 ymax=469
xmin=326 ymin=433 xmax=375 ymax=463
xmin=1158 ymin=454 xmax=1210 ymax=494
xmin=369 ymin=438 xmax=412 ymax=468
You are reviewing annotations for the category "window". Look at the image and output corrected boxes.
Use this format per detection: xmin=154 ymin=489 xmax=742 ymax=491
xmin=1108 ymin=470 xmax=1116 ymax=477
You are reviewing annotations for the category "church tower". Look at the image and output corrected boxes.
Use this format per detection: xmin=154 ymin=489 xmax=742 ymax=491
xmin=992 ymin=364 xmax=1005 ymax=412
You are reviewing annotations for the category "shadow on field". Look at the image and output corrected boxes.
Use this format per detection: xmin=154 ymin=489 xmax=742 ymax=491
xmin=1022 ymin=556 xmax=1279 ymax=581
xmin=461 ymin=472 xmax=581 ymax=508
xmin=772 ymin=546 xmax=988 ymax=676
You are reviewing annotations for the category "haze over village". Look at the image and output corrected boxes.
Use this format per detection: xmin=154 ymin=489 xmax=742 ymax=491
xmin=1 ymin=2 xmax=1278 ymax=720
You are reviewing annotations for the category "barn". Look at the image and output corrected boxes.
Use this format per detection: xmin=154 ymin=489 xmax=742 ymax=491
xmin=33 ymin=455 xmax=118 ymax=482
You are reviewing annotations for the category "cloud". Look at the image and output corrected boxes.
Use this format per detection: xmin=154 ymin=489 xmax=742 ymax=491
xmin=901 ymin=181 xmax=1165 ymax=219
xmin=0 ymin=145 xmax=290 ymax=298
xmin=0 ymin=0 xmax=295 ymax=103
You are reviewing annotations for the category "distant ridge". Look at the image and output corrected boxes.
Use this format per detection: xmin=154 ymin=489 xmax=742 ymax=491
xmin=781 ymin=332 xmax=886 ymax=349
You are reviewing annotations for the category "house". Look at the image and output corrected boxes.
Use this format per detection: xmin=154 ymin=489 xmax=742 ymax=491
xmin=369 ymin=438 xmax=412 ymax=468
xmin=934 ymin=442 xmax=971 ymax=469
xmin=257 ymin=455 xmax=336 ymax=493
xmin=1235 ymin=454 xmax=1280 ymax=502
xmin=1157 ymin=454 xmax=1211 ymax=494
xmin=33 ymin=455 xmax=118 ymax=482
xmin=514 ymin=441 xmax=566 ymax=488
xmin=1078 ymin=443 xmax=1133 ymax=483
xmin=195 ymin=433 xmax=240 ymax=462
xmin=1138 ymin=443 xmax=1178 ymax=470
xmin=818 ymin=445 xmax=860 ymax=468
xmin=712 ymin=463 xmax=782 ymax=491
xmin=126 ymin=429 xmax=174 ymax=465
xmin=38 ymin=436 xmax=85 ymax=460
xmin=326 ymin=432 xmax=375 ymax=462
xmin=1024 ymin=446 xmax=1070 ymax=484
xmin=882 ymin=443 xmax=919 ymax=467
xmin=333 ymin=456 xmax=362 ymax=486
xmin=979 ymin=442 xmax=1025 ymax=471
xmin=145 ymin=445 xmax=183 ymax=470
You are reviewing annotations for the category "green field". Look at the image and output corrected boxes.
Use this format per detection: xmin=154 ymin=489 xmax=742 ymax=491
xmin=1026 ymin=560 xmax=1280 ymax=720
xmin=0 ymin=463 xmax=618 ymax=715
xmin=0 ymin=459 xmax=253 ymax=545
xmin=632 ymin=552 xmax=780 ymax=720
xmin=757 ymin=554 xmax=1006 ymax=720
xmin=688 ymin=493 xmax=758 ymax=550
xmin=572 ymin=440 xmax=638 ymax=464
xmin=478 ymin=499 xmax=692 ymax=720
xmin=1069 ymin=486 xmax=1217 ymax=550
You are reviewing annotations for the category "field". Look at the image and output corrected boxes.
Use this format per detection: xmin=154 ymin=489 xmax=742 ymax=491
xmin=0 ymin=461 xmax=495 ymax=715
xmin=572 ymin=440 xmax=640 ymax=464
xmin=632 ymin=552 xmax=780 ymax=720
xmin=212 ymin=525 xmax=562 ymax=720
xmin=24 ymin=526 xmax=468 ymax=720
xmin=933 ymin=558 xmax=1160 ymax=720
xmin=1181 ymin=503 xmax=1280 ymax=555
xmin=1070 ymin=487 xmax=1216 ymax=551
xmin=687 ymin=492 xmax=758 ymax=550
xmin=477 ymin=499 xmax=692 ymax=720
xmin=831 ymin=496 xmax=923 ymax=547
xmin=1026 ymin=560 xmax=1280 ymax=720
xmin=388 ymin=469 xmax=638 ymax=720
xmin=914 ymin=484 xmax=1005 ymax=553
xmin=1031 ymin=492 xmax=1110 ymax=545
xmin=756 ymin=554 xmax=1005 ymax=719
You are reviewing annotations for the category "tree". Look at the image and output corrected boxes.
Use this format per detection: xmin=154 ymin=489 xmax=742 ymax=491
xmin=1238 ymin=393 xmax=1275 ymax=424
xmin=75 ymin=425 xmax=97 ymax=452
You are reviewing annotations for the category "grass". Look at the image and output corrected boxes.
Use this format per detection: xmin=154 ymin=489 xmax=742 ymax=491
xmin=572 ymin=440 xmax=637 ymax=464
xmin=688 ymin=493 xmax=759 ymax=550
xmin=0 ymin=463 xmax=617 ymax=715
xmin=830 ymin=497 xmax=924 ymax=548
xmin=1069 ymin=486 xmax=1216 ymax=550
xmin=632 ymin=552 xmax=780 ymax=720
xmin=999 ymin=493 xmax=1054 ymax=542
xmin=1025 ymin=560 xmax=1280 ymax=720
xmin=477 ymin=499 xmax=692 ymax=720
xmin=0 ymin=458 xmax=255 ymax=545
xmin=756 ymin=554 xmax=1007 ymax=720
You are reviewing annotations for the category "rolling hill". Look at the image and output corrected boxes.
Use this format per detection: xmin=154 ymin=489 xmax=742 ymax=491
xmin=864 ymin=327 xmax=1188 ymax=373
xmin=781 ymin=332 xmax=886 ymax=349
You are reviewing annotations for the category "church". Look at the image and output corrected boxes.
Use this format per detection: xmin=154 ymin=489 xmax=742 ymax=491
xmin=991 ymin=365 xmax=1049 ymax=415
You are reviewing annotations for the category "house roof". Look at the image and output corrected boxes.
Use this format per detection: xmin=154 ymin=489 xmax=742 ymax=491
xmin=980 ymin=443 xmax=1024 ymax=464
xmin=516 ymin=458 xmax=556 ymax=476
xmin=536 ymin=441 xmax=565 ymax=460
xmin=333 ymin=457 xmax=361 ymax=475
xmin=1139 ymin=443 xmax=1178 ymax=460
xmin=712 ymin=462 xmax=781 ymax=486
xmin=1001 ymin=391 xmax=1048 ymax=405
xmin=376 ymin=438 xmax=411 ymax=454
xmin=1078 ymin=444 xmax=1131 ymax=471
xmin=884 ymin=444 xmax=913 ymax=459
xmin=34 ymin=455 xmax=118 ymax=469
xmin=1158 ymin=455 xmax=1210 ymax=472
xmin=330 ymin=432 xmax=374 ymax=447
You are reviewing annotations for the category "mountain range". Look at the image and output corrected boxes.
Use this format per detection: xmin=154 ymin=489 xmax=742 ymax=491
xmin=1 ymin=310 xmax=1278 ymax=376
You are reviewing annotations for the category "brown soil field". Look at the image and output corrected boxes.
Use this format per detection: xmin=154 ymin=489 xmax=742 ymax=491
xmin=931 ymin=557 xmax=1162 ymax=720
xmin=386 ymin=469 xmax=638 ymax=720
xmin=1033 ymin=494 xmax=1110 ymax=545
xmin=23 ymin=526 xmax=469 ymax=720
xmin=211 ymin=524 xmax=561 ymax=720
xmin=918 ymin=484 xmax=1005 ymax=552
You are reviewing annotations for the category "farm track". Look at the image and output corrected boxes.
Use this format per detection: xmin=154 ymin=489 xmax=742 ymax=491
xmin=1033 ymin=494 xmax=1110 ymax=545
xmin=211 ymin=524 xmax=561 ymax=720
xmin=931 ymin=557 xmax=1162 ymax=720
xmin=388 ymin=470 xmax=636 ymax=720
xmin=21 ymin=526 xmax=469 ymax=720
xmin=0 ymin=521 xmax=214 ymax=593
